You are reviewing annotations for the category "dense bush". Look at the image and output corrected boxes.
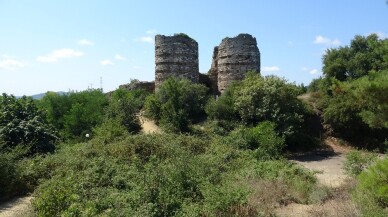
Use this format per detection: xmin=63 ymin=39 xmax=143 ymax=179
xmin=145 ymin=78 xmax=208 ymax=132
xmin=104 ymin=88 xmax=148 ymax=134
xmin=310 ymin=34 xmax=388 ymax=150
xmin=0 ymin=147 xmax=26 ymax=201
xmin=343 ymin=150 xmax=378 ymax=177
xmin=323 ymin=34 xmax=388 ymax=81
xmin=226 ymin=121 xmax=285 ymax=160
xmin=39 ymin=89 xmax=108 ymax=141
xmin=353 ymin=157 xmax=388 ymax=216
xmin=29 ymin=133 xmax=321 ymax=216
xmin=0 ymin=94 xmax=57 ymax=154
xmin=206 ymin=72 xmax=311 ymax=150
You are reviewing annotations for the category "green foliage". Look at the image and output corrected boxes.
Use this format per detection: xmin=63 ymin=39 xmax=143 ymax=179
xmin=205 ymin=85 xmax=237 ymax=121
xmin=0 ymin=147 xmax=26 ymax=201
xmin=105 ymin=88 xmax=147 ymax=134
xmin=233 ymin=74 xmax=305 ymax=134
xmin=355 ymin=71 xmax=388 ymax=129
xmin=92 ymin=119 xmax=129 ymax=144
xmin=0 ymin=94 xmax=57 ymax=154
xmin=353 ymin=157 xmax=388 ymax=216
xmin=343 ymin=150 xmax=378 ymax=176
xmin=145 ymin=78 xmax=208 ymax=132
xmin=28 ymin=132 xmax=321 ymax=216
xmin=323 ymin=34 xmax=388 ymax=81
xmin=312 ymin=34 xmax=388 ymax=149
xmin=173 ymin=33 xmax=192 ymax=39
xmin=39 ymin=89 xmax=108 ymax=141
xmin=226 ymin=122 xmax=285 ymax=160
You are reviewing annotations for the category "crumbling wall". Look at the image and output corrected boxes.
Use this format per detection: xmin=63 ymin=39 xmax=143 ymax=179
xmin=119 ymin=81 xmax=155 ymax=93
xmin=155 ymin=34 xmax=199 ymax=90
xmin=215 ymin=34 xmax=260 ymax=93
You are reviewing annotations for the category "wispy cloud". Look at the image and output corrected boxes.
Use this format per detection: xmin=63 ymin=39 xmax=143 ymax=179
xmin=37 ymin=48 xmax=83 ymax=62
xmin=146 ymin=29 xmax=157 ymax=35
xmin=262 ymin=66 xmax=280 ymax=72
xmin=0 ymin=56 xmax=24 ymax=70
xmin=115 ymin=54 xmax=126 ymax=61
xmin=139 ymin=36 xmax=153 ymax=44
xmin=78 ymin=39 xmax=94 ymax=46
xmin=309 ymin=69 xmax=319 ymax=74
xmin=136 ymin=30 xmax=157 ymax=44
xmin=313 ymin=35 xmax=341 ymax=46
xmin=101 ymin=59 xmax=114 ymax=66
xmin=302 ymin=67 xmax=320 ymax=75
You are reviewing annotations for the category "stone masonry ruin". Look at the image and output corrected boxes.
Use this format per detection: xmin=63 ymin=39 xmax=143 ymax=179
xmin=117 ymin=33 xmax=260 ymax=94
xmin=211 ymin=34 xmax=261 ymax=93
xmin=154 ymin=34 xmax=199 ymax=90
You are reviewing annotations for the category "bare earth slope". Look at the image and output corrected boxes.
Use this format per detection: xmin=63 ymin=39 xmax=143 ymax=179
xmin=276 ymin=138 xmax=357 ymax=217
xmin=0 ymin=196 xmax=34 ymax=217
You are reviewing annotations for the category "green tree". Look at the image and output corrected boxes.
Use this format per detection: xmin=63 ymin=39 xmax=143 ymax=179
xmin=233 ymin=73 xmax=306 ymax=139
xmin=0 ymin=94 xmax=57 ymax=154
xmin=323 ymin=34 xmax=388 ymax=81
xmin=145 ymin=78 xmax=208 ymax=132
xmin=105 ymin=89 xmax=148 ymax=134
xmin=39 ymin=89 xmax=108 ymax=141
xmin=313 ymin=34 xmax=388 ymax=149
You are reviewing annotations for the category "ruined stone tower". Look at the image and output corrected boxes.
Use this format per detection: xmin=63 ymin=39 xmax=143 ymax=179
xmin=155 ymin=34 xmax=199 ymax=90
xmin=211 ymin=34 xmax=260 ymax=93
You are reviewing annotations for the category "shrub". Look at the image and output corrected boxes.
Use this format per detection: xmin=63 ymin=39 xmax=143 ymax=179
xmin=0 ymin=148 xmax=24 ymax=201
xmin=0 ymin=94 xmax=57 ymax=154
xmin=39 ymin=89 xmax=108 ymax=141
xmin=105 ymin=88 xmax=145 ymax=134
xmin=144 ymin=78 xmax=208 ymax=132
xmin=353 ymin=157 xmax=388 ymax=216
xmin=343 ymin=150 xmax=377 ymax=176
xmin=226 ymin=122 xmax=285 ymax=160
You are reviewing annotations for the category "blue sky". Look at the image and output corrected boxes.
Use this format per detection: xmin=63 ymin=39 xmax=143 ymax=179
xmin=1 ymin=0 xmax=387 ymax=96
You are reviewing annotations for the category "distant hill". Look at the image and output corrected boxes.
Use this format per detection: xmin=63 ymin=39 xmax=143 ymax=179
xmin=29 ymin=91 xmax=67 ymax=100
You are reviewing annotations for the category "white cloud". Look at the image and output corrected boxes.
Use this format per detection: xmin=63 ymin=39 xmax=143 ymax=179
xmin=132 ymin=65 xmax=141 ymax=69
xmin=115 ymin=54 xmax=126 ymax=61
xmin=0 ymin=56 xmax=24 ymax=70
xmin=309 ymin=69 xmax=319 ymax=74
xmin=313 ymin=35 xmax=341 ymax=46
xmin=139 ymin=36 xmax=154 ymax=44
xmin=37 ymin=48 xmax=83 ymax=62
xmin=146 ymin=29 xmax=157 ymax=35
xmin=136 ymin=30 xmax=157 ymax=44
xmin=301 ymin=67 xmax=309 ymax=71
xmin=101 ymin=59 xmax=114 ymax=66
xmin=262 ymin=66 xmax=280 ymax=72
xmin=78 ymin=39 xmax=94 ymax=46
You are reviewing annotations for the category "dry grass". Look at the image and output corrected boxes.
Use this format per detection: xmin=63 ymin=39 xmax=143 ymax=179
xmin=247 ymin=180 xmax=299 ymax=216
xmin=308 ymin=178 xmax=361 ymax=217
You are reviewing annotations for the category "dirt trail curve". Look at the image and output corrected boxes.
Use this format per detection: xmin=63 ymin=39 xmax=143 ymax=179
xmin=138 ymin=114 xmax=162 ymax=134
xmin=276 ymin=137 xmax=354 ymax=217
xmin=0 ymin=196 xmax=34 ymax=217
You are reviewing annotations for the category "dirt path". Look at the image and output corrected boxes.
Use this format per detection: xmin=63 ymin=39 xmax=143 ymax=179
xmin=0 ymin=196 xmax=34 ymax=217
xmin=276 ymin=138 xmax=356 ymax=216
xmin=139 ymin=115 xmax=162 ymax=134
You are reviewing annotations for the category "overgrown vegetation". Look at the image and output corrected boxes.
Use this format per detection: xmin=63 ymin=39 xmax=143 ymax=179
xmin=145 ymin=78 xmax=208 ymax=132
xmin=1 ymin=33 xmax=387 ymax=216
xmin=353 ymin=157 xmax=388 ymax=216
xmin=29 ymin=133 xmax=322 ymax=216
xmin=309 ymin=34 xmax=388 ymax=150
